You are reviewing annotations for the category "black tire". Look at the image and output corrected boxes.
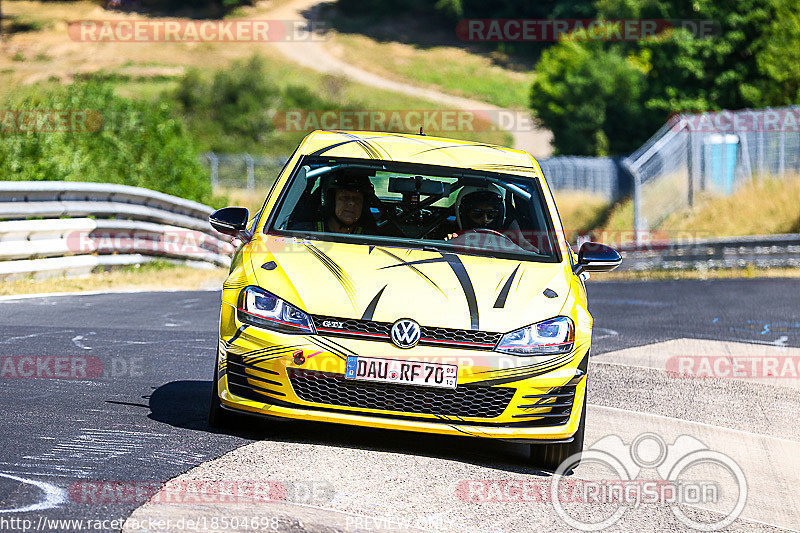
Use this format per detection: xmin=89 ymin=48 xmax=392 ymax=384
xmin=528 ymin=390 xmax=586 ymax=473
xmin=208 ymin=364 xmax=235 ymax=429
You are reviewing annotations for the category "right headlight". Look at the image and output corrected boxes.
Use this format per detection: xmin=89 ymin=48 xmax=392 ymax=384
xmin=237 ymin=286 xmax=314 ymax=334
xmin=495 ymin=316 xmax=575 ymax=356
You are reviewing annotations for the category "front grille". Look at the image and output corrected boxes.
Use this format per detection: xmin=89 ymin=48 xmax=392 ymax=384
xmin=289 ymin=369 xmax=515 ymax=418
xmin=511 ymin=384 xmax=576 ymax=427
xmin=311 ymin=315 xmax=502 ymax=349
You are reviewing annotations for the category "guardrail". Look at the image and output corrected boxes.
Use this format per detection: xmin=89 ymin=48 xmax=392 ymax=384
xmin=609 ymin=234 xmax=800 ymax=271
xmin=0 ymin=182 xmax=233 ymax=280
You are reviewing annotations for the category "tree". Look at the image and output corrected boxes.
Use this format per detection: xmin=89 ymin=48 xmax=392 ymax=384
xmin=529 ymin=0 xmax=795 ymax=155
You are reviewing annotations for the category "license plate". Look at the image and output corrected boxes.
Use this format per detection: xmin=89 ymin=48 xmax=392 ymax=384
xmin=345 ymin=356 xmax=458 ymax=389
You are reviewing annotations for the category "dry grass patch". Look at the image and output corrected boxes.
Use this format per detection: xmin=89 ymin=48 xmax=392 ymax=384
xmin=660 ymin=175 xmax=800 ymax=237
xmin=0 ymin=263 xmax=228 ymax=296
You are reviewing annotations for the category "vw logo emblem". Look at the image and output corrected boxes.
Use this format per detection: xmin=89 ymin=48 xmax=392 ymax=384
xmin=390 ymin=319 xmax=421 ymax=349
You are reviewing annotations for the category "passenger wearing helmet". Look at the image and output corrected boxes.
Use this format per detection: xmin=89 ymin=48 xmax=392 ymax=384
xmin=455 ymin=186 xmax=505 ymax=232
xmin=315 ymin=169 xmax=376 ymax=234
xmin=442 ymin=185 xmax=505 ymax=240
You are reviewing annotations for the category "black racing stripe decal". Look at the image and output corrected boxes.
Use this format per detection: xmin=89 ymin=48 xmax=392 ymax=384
xmin=243 ymin=347 xmax=303 ymax=363
xmin=308 ymin=139 xmax=368 ymax=157
xmin=412 ymin=143 xmax=507 ymax=156
xmin=336 ymin=132 xmax=387 ymax=160
xmin=303 ymin=243 xmax=358 ymax=308
xmin=375 ymin=248 xmax=444 ymax=295
xmin=377 ymin=257 xmax=448 ymax=269
xmin=474 ymin=164 xmax=538 ymax=171
xmin=441 ymin=253 xmax=479 ymax=330
xmin=223 ymin=280 xmax=248 ymax=290
xmin=225 ymin=325 xmax=248 ymax=347
xmin=235 ymin=343 xmax=300 ymax=358
xmin=306 ymin=337 xmax=350 ymax=360
xmin=361 ymin=285 xmax=387 ymax=321
xmin=307 ymin=134 xmax=388 ymax=158
xmin=319 ymin=336 xmax=358 ymax=357
xmin=379 ymin=252 xmax=478 ymax=328
xmin=493 ymin=264 xmax=520 ymax=309
xmin=244 ymin=350 xmax=299 ymax=364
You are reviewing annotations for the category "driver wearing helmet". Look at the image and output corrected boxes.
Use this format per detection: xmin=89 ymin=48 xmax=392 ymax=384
xmin=315 ymin=169 xmax=376 ymax=234
xmin=444 ymin=185 xmax=505 ymax=239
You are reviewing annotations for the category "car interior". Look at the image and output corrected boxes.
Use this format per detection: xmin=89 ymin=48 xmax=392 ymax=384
xmin=271 ymin=157 xmax=560 ymax=260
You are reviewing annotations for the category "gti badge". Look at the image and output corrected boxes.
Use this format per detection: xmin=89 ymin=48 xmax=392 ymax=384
xmin=390 ymin=319 xmax=421 ymax=349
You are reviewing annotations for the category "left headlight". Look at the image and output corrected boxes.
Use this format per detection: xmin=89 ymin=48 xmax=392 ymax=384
xmin=495 ymin=316 xmax=575 ymax=356
xmin=237 ymin=286 xmax=315 ymax=334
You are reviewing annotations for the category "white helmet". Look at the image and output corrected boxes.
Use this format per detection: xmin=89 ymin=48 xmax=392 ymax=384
xmin=454 ymin=184 xmax=506 ymax=230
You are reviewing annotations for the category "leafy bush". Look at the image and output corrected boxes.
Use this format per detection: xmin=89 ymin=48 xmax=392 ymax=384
xmin=530 ymin=39 xmax=655 ymax=155
xmin=0 ymin=82 xmax=212 ymax=204
xmin=173 ymin=55 xmax=347 ymax=154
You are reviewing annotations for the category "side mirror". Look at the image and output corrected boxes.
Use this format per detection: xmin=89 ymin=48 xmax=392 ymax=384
xmin=209 ymin=207 xmax=250 ymax=237
xmin=574 ymin=242 xmax=622 ymax=275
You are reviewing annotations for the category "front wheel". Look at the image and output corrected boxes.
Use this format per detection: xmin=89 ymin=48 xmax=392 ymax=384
xmin=528 ymin=390 xmax=586 ymax=472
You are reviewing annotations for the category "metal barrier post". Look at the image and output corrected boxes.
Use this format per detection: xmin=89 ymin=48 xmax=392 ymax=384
xmin=245 ymin=154 xmax=255 ymax=190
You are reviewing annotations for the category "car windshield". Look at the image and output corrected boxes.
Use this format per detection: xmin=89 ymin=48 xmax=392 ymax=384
xmin=268 ymin=156 xmax=561 ymax=262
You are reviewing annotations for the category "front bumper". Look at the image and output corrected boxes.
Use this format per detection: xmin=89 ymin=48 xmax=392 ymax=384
xmin=215 ymin=320 xmax=589 ymax=442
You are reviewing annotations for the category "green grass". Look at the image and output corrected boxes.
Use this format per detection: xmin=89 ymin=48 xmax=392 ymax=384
xmin=332 ymin=33 xmax=533 ymax=109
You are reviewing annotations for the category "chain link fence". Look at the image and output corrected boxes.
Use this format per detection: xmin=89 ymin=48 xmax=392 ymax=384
xmin=537 ymin=156 xmax=625 ymax=200
xmin=624 ymin=106 xmax=800 ymax=242
xmin=202 ymin=152 xmax=289 ymax=190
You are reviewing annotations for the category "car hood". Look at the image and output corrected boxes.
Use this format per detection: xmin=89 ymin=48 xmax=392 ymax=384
xmin=248 ymin=236 xmax=571 ymax=333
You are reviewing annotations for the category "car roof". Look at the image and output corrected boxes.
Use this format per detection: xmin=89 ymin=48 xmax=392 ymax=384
xmin=298 ymin=130 xmax=543 ymax=178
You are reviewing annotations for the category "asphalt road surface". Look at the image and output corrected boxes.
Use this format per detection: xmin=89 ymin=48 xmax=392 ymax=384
xmin=1 ymin=279 xmax=799 ymax=532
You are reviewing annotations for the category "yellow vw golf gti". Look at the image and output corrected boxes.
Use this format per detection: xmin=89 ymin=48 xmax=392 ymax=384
xmin=208 ymin=130 xmax=620 ymax=470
